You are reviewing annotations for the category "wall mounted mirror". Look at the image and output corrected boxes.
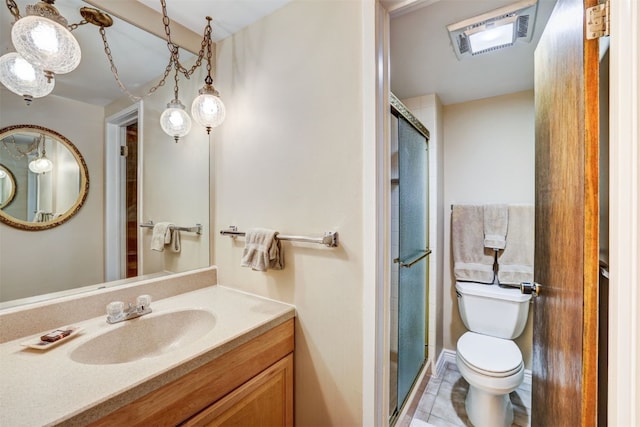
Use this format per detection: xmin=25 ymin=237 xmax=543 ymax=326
xmin=0 ymin=1 xmax=211 ymax=308
xmin=0 ymin=163 xmax=16 ymax=209
xmin=0 ymin=125 xmax=89 ymax=230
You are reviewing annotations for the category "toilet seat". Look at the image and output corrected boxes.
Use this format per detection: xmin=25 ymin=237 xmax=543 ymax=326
xmin=457 ymin=332 xmax=523 ymax=378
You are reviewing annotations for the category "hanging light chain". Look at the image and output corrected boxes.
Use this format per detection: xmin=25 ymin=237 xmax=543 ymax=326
xmin=173 ymin=62 xmax=180 ymax=101
xmin=161 ymin=1 xmax=181 ymax=63
xmin=1 ymin=135 xmax=41 ymax=160
xmin=92 ymin=0 xmax=216 ymax=103
xmin=39 ymin=134 xmax=46 ymax=156
xmin=160 ymin=0 xmax=210 ymax=79
xmin=204 ymin=17 xmax=213 ymax=85
xmin=68 ymin=19 xmax=90 ymax=32
xmin=98 ymin=25 xmax=174 ymax=102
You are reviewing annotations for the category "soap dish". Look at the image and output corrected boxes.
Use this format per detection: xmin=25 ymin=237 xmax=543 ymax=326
xmin=21 ymin=326 xmax=84 ymax=350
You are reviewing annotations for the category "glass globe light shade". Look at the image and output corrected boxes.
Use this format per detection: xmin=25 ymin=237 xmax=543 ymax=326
xmin=11 ymin=15 xmax=81 ymax=78
xmin=29 ymin=156 xmax=53 ymax=174
xmin=160 ymin=100 xmax=192 ymax=142
xmin=0 ymin=52 xmax=54 ymax=104
xmin=191 ymin=86 xmax=226 ymax=133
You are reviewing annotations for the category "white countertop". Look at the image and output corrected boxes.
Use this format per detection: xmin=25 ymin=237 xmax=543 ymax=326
xmin=0 ymin=285 xmax=295 ymax=426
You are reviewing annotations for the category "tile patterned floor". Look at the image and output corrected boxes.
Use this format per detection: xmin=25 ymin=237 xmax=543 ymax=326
xmin=403 ymin=362 xmax=531 ymax=427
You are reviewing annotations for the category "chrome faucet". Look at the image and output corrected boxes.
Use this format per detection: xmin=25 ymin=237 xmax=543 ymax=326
xmin=106 ymin=295 xmax=152 ymax=324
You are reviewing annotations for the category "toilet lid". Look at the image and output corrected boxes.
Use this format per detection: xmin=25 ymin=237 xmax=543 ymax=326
xmin=457 ymin=332 xmax=523 ymax=377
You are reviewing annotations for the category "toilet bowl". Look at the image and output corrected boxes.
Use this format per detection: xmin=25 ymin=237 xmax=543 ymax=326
xmin=454 ymin=282 xmax=531 ymax=427
xmin=456 ymin=331 xmax=525 ymax=427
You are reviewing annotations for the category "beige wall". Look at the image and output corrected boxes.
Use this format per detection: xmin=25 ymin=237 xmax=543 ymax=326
xmin=442 ymin=90 xmax=535 ymax=368
xmin=212 ymin=1 xmax=367 ymax=425
xmin=0 ymin=89 xmax=105 ymax=300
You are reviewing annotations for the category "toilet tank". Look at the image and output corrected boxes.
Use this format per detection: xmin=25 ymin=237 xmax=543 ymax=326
xmin=456 ymin=281 xmax=531 ymax=339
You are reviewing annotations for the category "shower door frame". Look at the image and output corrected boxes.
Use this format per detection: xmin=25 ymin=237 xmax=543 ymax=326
xmin=389 ymin=94 xmax=430 ymax=424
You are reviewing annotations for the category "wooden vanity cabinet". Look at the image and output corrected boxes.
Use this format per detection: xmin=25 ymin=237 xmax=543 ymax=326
xmin=89 ymin=319 xmax=294 ymax=427
xmin=182 ymin=353 xmax=293 ymax=426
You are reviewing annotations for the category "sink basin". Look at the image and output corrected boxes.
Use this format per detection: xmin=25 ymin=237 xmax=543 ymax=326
xmin=70 ymin=309 xmax=216 ymax=365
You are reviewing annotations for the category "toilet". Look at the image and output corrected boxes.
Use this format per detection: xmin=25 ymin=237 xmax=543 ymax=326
xmin=455 ymin=281 xmax=531 ymax=427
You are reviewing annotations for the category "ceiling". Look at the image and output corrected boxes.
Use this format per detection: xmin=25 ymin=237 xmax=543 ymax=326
xmin=388 ymin=0 xmax=558 ymax=105
xmin=0 ymin=0 xmax=556 ymax=107
xmin=137 ymin=0 xmax=292 ymax=42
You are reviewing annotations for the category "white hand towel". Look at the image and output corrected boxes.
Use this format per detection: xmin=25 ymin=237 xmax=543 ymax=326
xmin=483 ymin=204 xmax=508 ymax=250
xmin=451 ymin=205 xmax=495 ymax=284
xmin=33 ymin=211 xmax=44 ymax=223
xmin=151 ymin=222 xmax=173 ymax=252
xmin=241 ymin=228 xmax=284 ymax=271
xmin=498 ymin=205 xmax=534 ymax=285
xmin=169 ymin=230 xmax=181 ymax=253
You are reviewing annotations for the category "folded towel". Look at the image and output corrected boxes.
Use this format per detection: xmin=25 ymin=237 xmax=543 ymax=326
xmin=451 ymin=205 xmax=495 ymax=284
xmin=33 ymin=211 xmax=52 ymax=222
xmin=241 ymin=228 xmax=284 ymax=271
xmin=33 ymin=211 xmax=45 ymax=223
xmin=483 ymin=204 xmax=508 ymax=250
xmin=151 ymin=222 xmax=173 ymax=252
xmin=498 ymin=205 xmax=534 ymax=285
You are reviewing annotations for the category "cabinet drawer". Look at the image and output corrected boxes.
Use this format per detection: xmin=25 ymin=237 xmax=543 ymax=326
xmin=183 ymin=353 xmax=293 ymax=427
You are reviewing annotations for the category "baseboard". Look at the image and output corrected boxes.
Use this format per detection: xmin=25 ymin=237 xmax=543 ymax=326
xmin=434 ymin=349 xmax=456 ymax=377
xmin=436 ymin=348 xmax=532 ymax=385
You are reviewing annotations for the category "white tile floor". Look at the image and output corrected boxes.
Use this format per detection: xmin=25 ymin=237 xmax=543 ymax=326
xmin=405 ymin=362 xmax=531 ymax=427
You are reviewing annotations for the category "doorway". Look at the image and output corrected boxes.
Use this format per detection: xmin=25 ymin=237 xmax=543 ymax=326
xmin=105 ymin=102 xmax=143 ymax=281
xmin=124 ymin=122 xmax=139 ymax=278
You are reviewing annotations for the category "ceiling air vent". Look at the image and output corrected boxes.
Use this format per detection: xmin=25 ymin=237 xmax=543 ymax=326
xmin=447 ymin=0 xmax=539 ymax=60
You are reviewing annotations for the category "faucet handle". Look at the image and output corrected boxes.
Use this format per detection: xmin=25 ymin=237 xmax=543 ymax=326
xmin=136 ymin=294 xmax=152 ymax=310
xmin=106 ymin=301 xmax=124 ymax=320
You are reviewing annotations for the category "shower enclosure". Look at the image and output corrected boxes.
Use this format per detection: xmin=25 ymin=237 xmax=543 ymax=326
xmin=389 ymin=95 xmax=430 ymax=423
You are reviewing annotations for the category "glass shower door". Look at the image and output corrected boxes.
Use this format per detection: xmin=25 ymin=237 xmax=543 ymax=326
xmin=396 ymin=116 xmax=429 ymax=410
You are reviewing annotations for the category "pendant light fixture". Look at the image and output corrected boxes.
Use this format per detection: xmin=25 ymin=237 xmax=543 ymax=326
xmin=93 ymin=2 xmax=226 ymax=141
xmin=191 ymin=17 xmax=226 ymax=134
xmin=0 ymin=0 xmax=104 ymax=105
xmin=0 ymin=51 xmax=54 ymax=104
xmin=28 ymin=134 xmax=53 ymax=174
xmin=160 ymin=66 xmax=192 ymax=142
xmin=10 ymin=0 xmax=81 ymax=81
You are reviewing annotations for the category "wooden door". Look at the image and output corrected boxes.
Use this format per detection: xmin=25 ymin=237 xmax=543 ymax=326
xmin=533 ymin=0 xmax=600 ymax=425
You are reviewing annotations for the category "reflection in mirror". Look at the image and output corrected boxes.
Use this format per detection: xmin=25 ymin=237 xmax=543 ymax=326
xmin=0 ymin=2 xmax=210 ymax=309
xmin=0 ymin=163 xmax=16 ymax=208
xmin=0 ymin=125 xmax=89 ymax=230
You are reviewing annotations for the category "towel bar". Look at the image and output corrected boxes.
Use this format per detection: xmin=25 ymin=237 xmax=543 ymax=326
xmin=220 ymin=226 xmax=339 ymax=247
xmin=140 ymin=221 xmax=202 ymax=235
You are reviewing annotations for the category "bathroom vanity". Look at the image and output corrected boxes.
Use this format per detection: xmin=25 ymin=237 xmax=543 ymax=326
xmin=0 ymin=267 xmax=295 ymax=426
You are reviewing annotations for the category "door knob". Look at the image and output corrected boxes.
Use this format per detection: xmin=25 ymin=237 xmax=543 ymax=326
xmin=520 ymin=282 xmax=541 ymax=297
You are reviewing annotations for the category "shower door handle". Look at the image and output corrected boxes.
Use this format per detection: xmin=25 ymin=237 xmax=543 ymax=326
xmin=394 ymin=249 xmax=431 ymax=268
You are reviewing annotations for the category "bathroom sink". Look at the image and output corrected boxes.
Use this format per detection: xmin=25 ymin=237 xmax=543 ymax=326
xmin=70 ymin=309 xmax=216 ymax=365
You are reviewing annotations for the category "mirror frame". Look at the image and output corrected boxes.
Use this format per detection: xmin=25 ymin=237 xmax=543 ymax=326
xmin=0 ymin=163 xmax=16 ymax=209
xmin=0 ymin=124 xmax=90 ymax=231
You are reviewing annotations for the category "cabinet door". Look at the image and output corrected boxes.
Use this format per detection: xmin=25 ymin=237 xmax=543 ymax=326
xmin=183 ymin=354 xmax=293 ymax=427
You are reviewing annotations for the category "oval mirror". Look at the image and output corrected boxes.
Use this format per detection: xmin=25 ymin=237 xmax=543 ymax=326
xmin=0 ymin=163 xmax=16 ymax=209
xmin=0 ymin=125 xmax=89 ymax=230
